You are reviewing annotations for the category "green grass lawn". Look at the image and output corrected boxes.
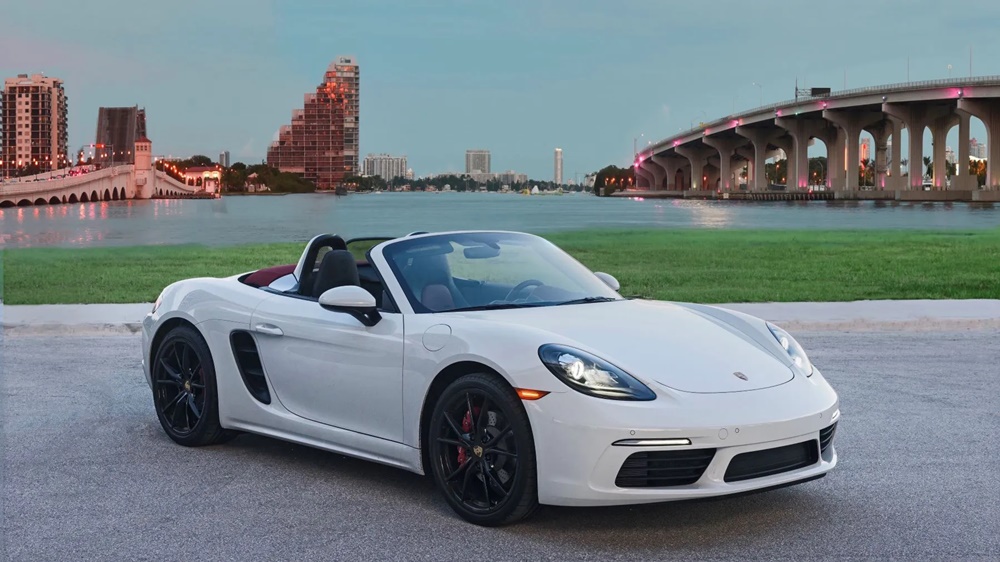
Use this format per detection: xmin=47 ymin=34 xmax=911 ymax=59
xmin=2 ymin=229 xmax=998 ymax=304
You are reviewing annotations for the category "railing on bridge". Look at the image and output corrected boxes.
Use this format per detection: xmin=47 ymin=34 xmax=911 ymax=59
xmin=0 ymin=165 xmax=133 ymax=197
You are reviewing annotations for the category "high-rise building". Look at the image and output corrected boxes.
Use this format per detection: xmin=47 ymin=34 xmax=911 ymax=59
xmin=1 ymin=73 xmax=69 ymax=173
xmin=95 ymin=106 xmax=147 ymax=165
xmin=465 ymin=149 xmax=491 ymax=174
xmin=945 ymin=146 xmax=956 ymax=164
xmin=363 ymin=153 xmax=407 ymax=179
xmin=859 ymin=138 xmax=871 ymax=162
xmin=554 ymin=148 xmax=563 ymax=184
xmin=970 ymin=137 xmax=984 ymax=159
xmin=219 ymin=150 xmax=230 ymax=167
xmin=267 ymin=56 xmax=360 ymax=189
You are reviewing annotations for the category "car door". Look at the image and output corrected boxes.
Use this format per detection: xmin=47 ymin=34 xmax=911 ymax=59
xmin=249 ymin=292 xmax=404 ymax=442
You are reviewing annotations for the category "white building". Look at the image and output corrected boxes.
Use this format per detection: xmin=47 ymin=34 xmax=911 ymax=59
xmin=554 ymin=148 xmax=563 ymax=184
xmin=498 ymin=170 xmax=528 ymax=184
xmin=465 ymin=149 xmax=491 ymax=174
xmin=363 ymin=153 xmax=408 ymax=180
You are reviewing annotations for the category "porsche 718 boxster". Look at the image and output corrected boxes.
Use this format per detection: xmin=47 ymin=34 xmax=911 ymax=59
xmin=142 ymin=230 xmax=839 ymax=525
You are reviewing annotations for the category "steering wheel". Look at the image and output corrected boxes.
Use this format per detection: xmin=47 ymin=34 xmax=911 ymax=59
xmin=505 ymin=279 xmax=545 ymax=302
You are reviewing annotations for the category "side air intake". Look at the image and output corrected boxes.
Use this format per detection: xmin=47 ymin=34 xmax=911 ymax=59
xmin=230 ymin=331 xmax=271 ymax=404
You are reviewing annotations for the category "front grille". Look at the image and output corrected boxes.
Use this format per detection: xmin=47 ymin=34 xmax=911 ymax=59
xmin=819 ymin=422 xmax=837 ymax=454
xmin=615 ymin=448 xmax=716 ymax=488
xmin=724 ymin=440 xmax=819 ymax=483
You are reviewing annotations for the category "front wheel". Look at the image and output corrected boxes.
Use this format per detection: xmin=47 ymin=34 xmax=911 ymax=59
xmin=428 ymin=373 xmax=538 ymax=526
xmin=151 ymin=325 xmax=235 ymax=447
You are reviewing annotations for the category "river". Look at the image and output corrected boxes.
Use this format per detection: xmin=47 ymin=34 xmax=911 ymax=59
xmin=0 ymin=192 xmax=998 ymax=249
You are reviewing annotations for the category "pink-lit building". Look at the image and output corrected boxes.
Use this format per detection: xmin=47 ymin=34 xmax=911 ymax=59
xmin=267 ymin=56 xmax=359 ymax=189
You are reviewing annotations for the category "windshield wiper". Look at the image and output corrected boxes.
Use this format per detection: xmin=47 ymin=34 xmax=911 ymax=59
xmin=553 ymin=296 xmax=620 ymax=306
xmin=448 ymin=302 xmax=547 ymax=312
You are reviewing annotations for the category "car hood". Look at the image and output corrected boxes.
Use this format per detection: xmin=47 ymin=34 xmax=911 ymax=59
xmin=454 ymin=299 xmax=794 ymax=394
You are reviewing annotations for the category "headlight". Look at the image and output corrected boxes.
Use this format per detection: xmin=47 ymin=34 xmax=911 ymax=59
xmin=538 ymin=344 xmax=655 ymax=401
xmin=767 ymin=322 xmax=813 ymax=376
xmin=152 ymin=294 xmax=163 ymax=314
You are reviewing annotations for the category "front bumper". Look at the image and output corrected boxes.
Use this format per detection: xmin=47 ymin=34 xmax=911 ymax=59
xmin=526 ymin=369 xmax=839 ymax=506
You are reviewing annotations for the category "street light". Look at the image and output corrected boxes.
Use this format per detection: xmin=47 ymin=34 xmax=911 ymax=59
xmin=633 ymin=133 xmax=644 ymax=158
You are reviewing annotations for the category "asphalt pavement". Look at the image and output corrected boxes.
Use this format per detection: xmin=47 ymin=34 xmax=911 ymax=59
xmin=1 ymin=331 xmax=998 ymax=560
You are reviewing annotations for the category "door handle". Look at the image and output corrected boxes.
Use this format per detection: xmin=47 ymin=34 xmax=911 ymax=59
xmin=253 ymin=323 xmax=284 ymax=336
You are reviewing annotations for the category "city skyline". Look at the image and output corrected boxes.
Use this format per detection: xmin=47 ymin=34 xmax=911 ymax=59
xmin=5 ymin=1 xmax=1000 ymax=179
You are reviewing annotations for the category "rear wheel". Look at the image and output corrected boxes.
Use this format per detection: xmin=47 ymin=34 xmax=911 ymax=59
xmin=151 ymin=325 xmax=234 ymax=446
xmin=428 ymin=373 xmax=538 ymax=526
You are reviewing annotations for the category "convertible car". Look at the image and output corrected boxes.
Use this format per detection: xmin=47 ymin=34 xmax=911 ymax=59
xmin=142 ymin=230 xmax=839 ymax=525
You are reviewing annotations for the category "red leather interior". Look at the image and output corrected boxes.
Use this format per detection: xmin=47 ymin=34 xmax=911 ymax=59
xmin=242 ymin=264 xmax=295 ymax=287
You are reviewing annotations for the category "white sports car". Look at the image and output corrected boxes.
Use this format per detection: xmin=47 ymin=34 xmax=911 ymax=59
xmin=142 ymin=230 xmax=839 ymax=525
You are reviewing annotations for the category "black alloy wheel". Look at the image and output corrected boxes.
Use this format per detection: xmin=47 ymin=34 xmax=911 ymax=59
xmin=429 ymin=373 xmax=538 ymax=526
xmin=152 ymin=326 xmax=234 ymax=446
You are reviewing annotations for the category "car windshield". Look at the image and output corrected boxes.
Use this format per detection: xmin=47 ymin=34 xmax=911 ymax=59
xmin=382 ymin=232 xmax=621 ymax=313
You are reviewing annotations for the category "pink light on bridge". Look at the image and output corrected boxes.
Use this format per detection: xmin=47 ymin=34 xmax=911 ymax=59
xmin=673 ymin=140 xmax=680 ymax=146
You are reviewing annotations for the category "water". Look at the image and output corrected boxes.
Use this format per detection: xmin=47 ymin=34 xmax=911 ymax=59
xmin=0 ymin=192 xmax=997 ymax=249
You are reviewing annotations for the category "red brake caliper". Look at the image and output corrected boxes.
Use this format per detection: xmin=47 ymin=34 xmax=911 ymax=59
xmin=456 ymin=408 xmax=477 ymax=465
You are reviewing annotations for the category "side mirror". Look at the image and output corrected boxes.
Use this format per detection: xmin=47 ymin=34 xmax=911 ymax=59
xmin=593 ymin=272 xmax=620 ymax=291
xmin=319 ymin=286 xmax=381 ymax=326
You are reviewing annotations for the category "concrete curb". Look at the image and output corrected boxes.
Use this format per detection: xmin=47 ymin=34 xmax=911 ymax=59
xmin=3 ymin=299 xmax=1000 ymax=335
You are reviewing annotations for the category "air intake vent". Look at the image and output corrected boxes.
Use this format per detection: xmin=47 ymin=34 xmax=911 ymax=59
xmin=724 ymin=440 xmax=818 ymax=483
xmin=230 ymin=331 xmax=271 ymax=404
xmin=819 ymin=422 xmax=837 ymax=454
xmin=615 ymin=448 xmax=716 ymax=488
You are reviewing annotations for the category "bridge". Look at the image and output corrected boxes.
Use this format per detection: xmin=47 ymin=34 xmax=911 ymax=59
xmin=0 ymin=137 xmax=200 ymax=207
xmin=633 ymin=76 xmax=1000 ymax=201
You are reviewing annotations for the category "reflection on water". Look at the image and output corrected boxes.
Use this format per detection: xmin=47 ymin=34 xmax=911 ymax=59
xmin=0 ymin=192 xmax=998 ymax=249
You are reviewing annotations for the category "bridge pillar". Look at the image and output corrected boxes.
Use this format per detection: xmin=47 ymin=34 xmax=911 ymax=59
xmin=634 ymin=163 xmax=654 ymax=189
xmin=675 ymin=145 xmax=715 ymax=190
xmin=930 ymin=114 xmax=958 ymax=190
xmin=883 ymin=103 xmax=953 ymax=189
xmin=823 ymin=109 xmax=883 ymax=190
xmin=951 ymin=109 xmax=979 ymax=190
xmin=823 ymin=126 xmax=846 ymax=189
xmin=775 ymin=117 xmax=812 ymax=189
xmin=651 ymin=155 xmax=686 ymax=190
xmin=643 ymin=158 xmax=666 ymax=190
xmin=888 ymin=118 xmax=903 ymax=189
xmin=702 ymin=136 xmax=746 ymax=191
xmin=735 ymin=126 xmax=781 ymax=191
xmin=954 ymin=109 xmax=974 ymax=190
xmin=957 ymin=98 xmax=1000 ymax=188
xmin=863 ymin=120 xmax=893 ymax=190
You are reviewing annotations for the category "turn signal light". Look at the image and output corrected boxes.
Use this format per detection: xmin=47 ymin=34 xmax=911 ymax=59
xmin=515 ymin=388 xmax=549 ymax=401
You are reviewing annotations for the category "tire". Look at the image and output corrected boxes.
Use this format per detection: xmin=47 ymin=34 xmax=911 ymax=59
xmin=428 ymin=372 xmax=538 ymax=526
xmin=151 ymin=325 xmax=235 ymax=447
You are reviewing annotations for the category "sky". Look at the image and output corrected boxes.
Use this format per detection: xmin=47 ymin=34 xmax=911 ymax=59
xmin=3 ymin=0 xmax=1000 ymax=180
